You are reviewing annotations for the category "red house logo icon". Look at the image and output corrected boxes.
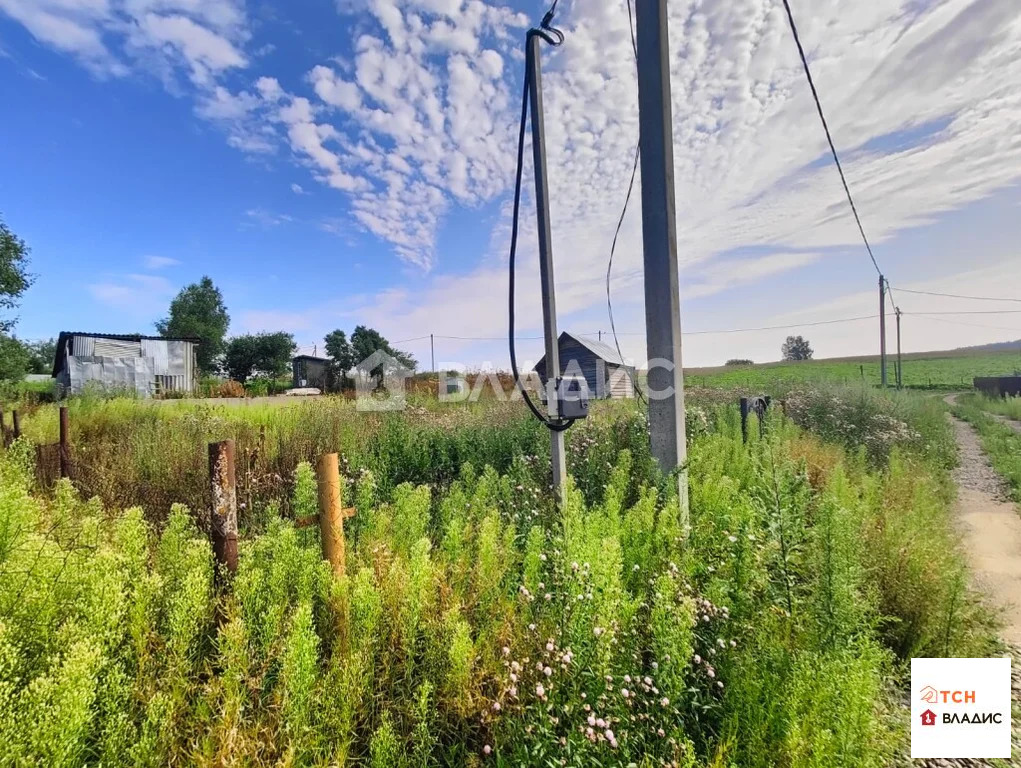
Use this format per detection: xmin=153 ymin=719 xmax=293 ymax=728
xmin=920 ymin=709 xmax=937 ymax=726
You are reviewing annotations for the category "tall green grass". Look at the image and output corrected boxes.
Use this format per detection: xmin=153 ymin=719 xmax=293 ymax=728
xmin=969 ymin=393 xmax=1021 ymax=421
xmin=0 ymin=395 xmax=992 ymax=766
xmin=953 ymin=395 xmax=1021 ymax=502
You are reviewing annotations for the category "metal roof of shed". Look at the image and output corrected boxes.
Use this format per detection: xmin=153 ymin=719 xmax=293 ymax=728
xmin=533 ymin=331 xmax=631 ymax=371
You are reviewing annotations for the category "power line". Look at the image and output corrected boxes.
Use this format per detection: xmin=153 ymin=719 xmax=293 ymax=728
xmin=896 ymin=287 xmax=1021 ymax=303
xmin=905 ymin=310 xmax=1021 ymax=316
xmin=390 ymin=335 xmax=430 ymax=345
xmin=686 ymin=313 xmax=878 ymax=335
xmin=606 ymin=0 xmax=644 ymax=403
xmin=441 ymin=334 xmax=545 ymax=341
xmin=922 ymin=315 xmax=1021 ymax=333
xmin=780 ymin=0 xmax=883 ymax=280
xmin=577 ymin=313 xmax=879 ymax=338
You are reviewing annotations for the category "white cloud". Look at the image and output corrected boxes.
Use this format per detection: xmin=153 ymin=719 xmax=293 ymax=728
xmin=244 ymin=208 xmax=294 ymax=228
xmin=202 ymin=0 xmax=527 ymax=269
xmin=144 ymin=255 xmax=180 ymax=269
xmin=10 ymin=0 xmax=1021 ymax=363
xmin=135 ymin=12 xmax=245 ymax=85
xmin=0 ymin=0 xmax=249 ymax=105
xmin=291 ymin=182 xmax=308 ymax=195
xmin=283 ymin=0 xmax=1021 ymax=359
xmin=88 ymin=272 xmax=175 ymax=315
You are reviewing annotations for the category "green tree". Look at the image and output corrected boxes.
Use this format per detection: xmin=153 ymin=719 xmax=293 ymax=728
xmin=0 ymin=216 xmax=34 ymax=333
xmin=324 ymin=329 xmax=355 ymax=392
xmin=0 ymin=335 xmax=31 ymax=382
xmin=350 ymin=325 xmax=417 ymax=388
xmin=156 ymin=276 xmax=229 ymax=374
xmin=224 ymin=332 xmax=296 ymax=383
xmin=782 ymin=335 xmax=814 ymax=362
xmin=350 ymin=325 xmax=416 ymax=369
xmin=25 ymin=338 xmax=56 ymax=374
xmin=325 ymin=330 xmax=355 ymax=372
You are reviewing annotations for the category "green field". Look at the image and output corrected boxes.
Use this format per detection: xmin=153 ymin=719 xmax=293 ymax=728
xmin=686 ymin=349 xmax=1021 ymax=390
xmin=0 ymin=386 xmax=996 ymax=766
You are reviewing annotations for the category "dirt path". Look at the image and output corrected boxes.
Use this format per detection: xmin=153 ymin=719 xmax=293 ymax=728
xmin=944 ymin=394 xmax=1021 ymax=645
xmin=990 ymin=411 xmax=1021 ymax=436
xmin=896 ymin=397 xmax=1021 ymax=767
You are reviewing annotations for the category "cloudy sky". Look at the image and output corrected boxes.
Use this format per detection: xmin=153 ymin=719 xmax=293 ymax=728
xmin=1 ymin=0 xmax=1019 ymax=369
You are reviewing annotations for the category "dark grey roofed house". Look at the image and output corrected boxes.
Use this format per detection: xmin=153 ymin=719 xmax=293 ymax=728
xmin=52 ymin=332 xmax=200 ymax=397
xmin=292 ymin=355 xmax=331 ymax=389
xmin=533 ymin=331 xmax=636 ymax=400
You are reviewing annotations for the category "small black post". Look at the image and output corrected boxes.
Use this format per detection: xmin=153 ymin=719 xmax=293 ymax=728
xmin=740 ymin=397 xmax=749 ymax=443
xmin=59 ymin=406 xmax=70 ymax=479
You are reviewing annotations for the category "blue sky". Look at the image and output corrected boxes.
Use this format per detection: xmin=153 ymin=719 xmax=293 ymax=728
xmin=1 ymin=0 xmax=1019 ymax=369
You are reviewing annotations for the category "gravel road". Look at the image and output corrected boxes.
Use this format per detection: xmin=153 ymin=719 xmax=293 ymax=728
xmin=897 ymin=397 xmax=1021 ymax=767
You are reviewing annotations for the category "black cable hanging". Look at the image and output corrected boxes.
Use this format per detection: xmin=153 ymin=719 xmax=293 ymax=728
xmin=508 ymin=2 xmax=572 ymax=432
xmin=606 ymin=0 xmax=646 ymax=404
xmin=780 ymin=0 xmax=883 ymax=279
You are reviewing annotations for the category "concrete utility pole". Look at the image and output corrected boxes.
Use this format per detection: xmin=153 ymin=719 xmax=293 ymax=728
xmin=635 ymin=0 xmax=688 ymax=520
xmin=879 ymin=275 xmax=887 ymax=387
xmin=895 ymin=307 xmax=903 ymax=389
xmin=527 ymin=32 xmax=567 ymax=503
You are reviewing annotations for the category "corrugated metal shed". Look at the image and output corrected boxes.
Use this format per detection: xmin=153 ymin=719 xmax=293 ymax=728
xmin=53 ymin=331 xmax=200 ymax=397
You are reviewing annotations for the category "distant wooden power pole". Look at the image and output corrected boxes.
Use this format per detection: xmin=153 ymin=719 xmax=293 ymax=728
xmin=879 ymin=275 xmax=888 ymax=387
xmin=636 ymin=0 xmax=688 ymax=520
xmin=895 ymin=307 xmax=903 ymax=389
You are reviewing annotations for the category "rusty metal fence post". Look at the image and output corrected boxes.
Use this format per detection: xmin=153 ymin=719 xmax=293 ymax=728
xmin=209 ymin=440 xmax=239 ymax=575
xmin=59 ymin=406 xmax=70 ymax=478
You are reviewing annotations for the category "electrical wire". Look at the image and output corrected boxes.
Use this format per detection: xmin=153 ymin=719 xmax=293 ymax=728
xmin=686 ymin=313 xmax=878 ymax=335
xmin=780 ymin=0 xmax=883 ymax=280
xmin=905 ymin=310 xmax=1021 ymax=316
xmin=921 ymin=315 xmax=1021 ymax=333
xmin=580 ymin=313 xmax=878 ymax=337
xmin=508 ymin=2 xmax=572 ymax=432
xmin=442 ymin=334 xmax=544 ymax=341
xmin=896 ymin=287 xmax=1021 ymax=303
xmin=390 ymin=335 xmax=430 ymax=345
xmin=606 ymin=0 xmax=645 ymax=404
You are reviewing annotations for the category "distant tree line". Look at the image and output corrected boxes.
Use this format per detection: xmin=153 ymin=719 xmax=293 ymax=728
xmin=156 ymin=279 xmax=417 ymax=390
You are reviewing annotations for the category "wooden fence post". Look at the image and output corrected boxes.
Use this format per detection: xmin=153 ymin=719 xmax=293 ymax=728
xmin=0 ymin=411 xmax=7 ymax=448
xmin=59 ymin=406 xmax=70 ymax=478
xmin=12 ymin=410 xmax=20 ymax=440
xmin=209 ymin=440 xmax=238 ymax=575
xmin=740 ymin=397 xmax=749 ymax=443
xmin=317 ymin=453 xmax=353 ymax=576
